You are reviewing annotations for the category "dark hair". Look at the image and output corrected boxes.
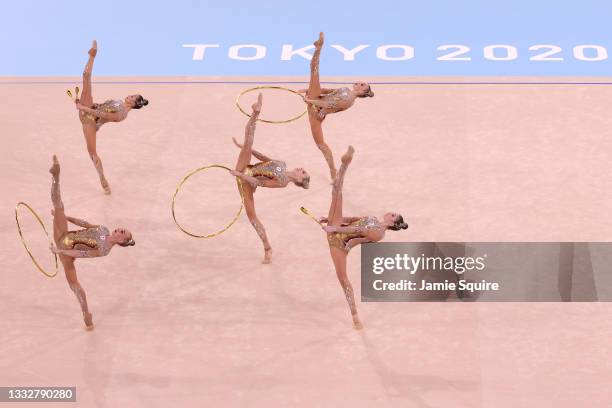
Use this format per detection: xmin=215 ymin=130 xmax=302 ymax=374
xmin=119 ymin=238 xmax=136 ymax=247
xmin=133 ymin=95 xmax=149 ymax=109
xmin=357 ymin=85 xmax=374 ymax=98
xmin=389 ymin=215 xmax=408 ymax=231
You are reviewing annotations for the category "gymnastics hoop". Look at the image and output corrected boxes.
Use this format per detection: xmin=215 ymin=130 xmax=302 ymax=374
xmin=15 ymin=202 xmax=59 ymax=278
xmin=235 ymin=86 xmax=308 ymax=124
xmin=300 ymin=206 xmax=322 ymax=226
xmin=172 ymin=165 xmax=245 ymax=239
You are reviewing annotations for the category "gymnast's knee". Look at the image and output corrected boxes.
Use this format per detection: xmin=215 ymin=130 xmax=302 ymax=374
xmin=247 ymin=214 xmax=259 ymax=225
xmin=67 ymin=280 xmax=80 ymax=291
xmin=316 ymin=143 xmax=329 ymax=152
xmin=338 ymin=278 xmax=352 ymax=289
xmin=89 ymin=152 xmax=100 ymax=163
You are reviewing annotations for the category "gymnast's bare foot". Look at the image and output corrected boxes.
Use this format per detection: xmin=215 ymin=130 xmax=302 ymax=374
xmin=101 ymin=180 xmax=111 ymax=195
xmin=101 ymin=178 xmax=111 ymax=195
xmin=84 ymin=312 xmax=94 ymax=331
xmin=252 ymin=92 xmax=263 ymax=114
xmin=314 ymin=32 xmax=324 ymax=49
xmin=88 ymin=40 xmax=97 ymax=58
xmin=262 ymin=248 xmax=272 ymax=264
xmin=49 ymin=155 xmax=60 ymax=177
xmin=341 ymin=145 xmax=355 ymax=165
xmin=352 ymin=314 xmax=363 ymax=330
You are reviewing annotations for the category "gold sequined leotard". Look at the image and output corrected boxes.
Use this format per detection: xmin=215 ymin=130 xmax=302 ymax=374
xmin=59 ymin=225 xmax=112 ymax=258
xmin=327 ymin=216 xmax=381 ymax=252
xmin=79 ymin=99 xmax=125 ymax=130
xmin=313 ymin=87 xmax=353 ymax=120
xmin=244 ymin=160 xmax=289 ymax=188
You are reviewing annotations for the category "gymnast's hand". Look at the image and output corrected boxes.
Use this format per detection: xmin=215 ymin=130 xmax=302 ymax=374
xmin=296 ymin=89 xmax=307 ymax=94
xmin=318 ymin=217 xmax=328 ymax=224
xmin=49 ymin=244 xmax=59 ymax=254
xmin=229 ymin=169 xmax=242 ymax=177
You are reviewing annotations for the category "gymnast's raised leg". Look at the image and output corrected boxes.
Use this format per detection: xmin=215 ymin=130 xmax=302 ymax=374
xmin=234 ymin=94 xmax=273 ymax=263
xmin=79 ymin=40 xmax=111 ymax=195
xmin=327 ymin=146 xmax=361 ymax=329
xmin=50 ymin=155 xmax=93 ymax=330
xmin=307 ymin=32 xmax=337 ymax=181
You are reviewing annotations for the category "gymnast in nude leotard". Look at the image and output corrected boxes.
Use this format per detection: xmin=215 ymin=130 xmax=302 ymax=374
xmin=230 ymin=94 xmax=310 ymax=264
xmin=48 ymin=155 xmax=135 ymax=330
xmin=297 ymin=32 xmax=374 ymax=180
xmin=75 ymin=40 xmax=149 ymax=194
xmin=317 ymin=146 xmax=407 ymax=329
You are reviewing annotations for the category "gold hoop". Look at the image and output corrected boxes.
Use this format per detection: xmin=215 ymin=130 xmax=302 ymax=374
xmin=235 ymin=86 xmax=307 ymax=124
xmin=172 ymin=165 xmax=245 ymax=238
xmin=15 ymin=202 xmax=59 ymax=278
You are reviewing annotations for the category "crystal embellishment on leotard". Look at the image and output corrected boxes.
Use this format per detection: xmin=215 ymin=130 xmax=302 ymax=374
xmin=326 ymin=87 xmax=351 ymax=110
xmin=327 ymin=216 xmax=381 ymax=252
xmin=60 ymin=225 xmax=112 ymax=257
xmin=83 ymin=99 xmax=125 ymax=130
xmin=97 ymin=99 xmax=123 ymax=113
xmin=315 ymin=87 xmax=352 ymax=120
xmin=244 ymin=160 xmax=289 ymax=186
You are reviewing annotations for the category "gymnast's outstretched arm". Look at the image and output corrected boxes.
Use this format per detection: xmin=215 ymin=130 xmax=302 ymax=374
xmin=230 ymin=170 xmax=284 ymax=189
xmin=303 ymin=97 xmax=333 ymax=109
xmin=230 ymin=170 xmax=263 ymax=188
xmin=53 ymin=248 xmax=101 ymax=258
xmin=324 ymin=225 xmax=364 ymax=234
xmin=67 ymin=216 xmax=98 ymax=228
xmin=232 ymin=137 xmax=272 ymax=162
xmin=298 ymin=88 xmax=334 ymax=95
xmin=52 ymin=210 xmax=98 ymax=228
xmin=319 ymin=216 xmax=362 ymax=224
xmin=345 ymin=237 xmax=371 ymax=251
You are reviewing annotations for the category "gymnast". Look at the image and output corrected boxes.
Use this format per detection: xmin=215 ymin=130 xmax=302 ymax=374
xmin=298 ymin=32 xmax=374 ymax=180
xmin=318 ymin=146 xmax=407 ymax=329
xmin=48 ymin=155 xmax=135 ymax=330
xmin=75 ymin=40 xmax=148 ymax=194
xmin=230 ymin=94 xmax=310 ymax=264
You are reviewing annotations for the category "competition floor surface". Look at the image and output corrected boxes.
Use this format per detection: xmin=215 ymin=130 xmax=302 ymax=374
xmin=1 ymin=77 xmax=611 ymax=407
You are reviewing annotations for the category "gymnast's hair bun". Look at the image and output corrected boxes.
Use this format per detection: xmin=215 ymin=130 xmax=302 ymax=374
xmin=120 ymin=238 xmax=136 ymax=247
xmin=134 ymin=95 xmax=149 ymax=109
xmin=390 ymin=215 xmax=408 ymax=231
xmin=358 ymin=86 xmax=374 ymax=98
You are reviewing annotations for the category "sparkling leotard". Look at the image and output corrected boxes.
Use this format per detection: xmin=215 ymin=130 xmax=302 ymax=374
xmin=59 ymin=225 xmax=112 ymax=258
xmin=244 ymin=160 xmax=289 ymax=187
xmin=80 ymin=99 xmax=125 ymax=130
xmin=313 ymin=87 xmax=353 ymax=120
xmin=327 ymin=216 xmax=381 ymax=252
